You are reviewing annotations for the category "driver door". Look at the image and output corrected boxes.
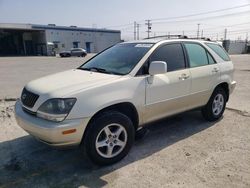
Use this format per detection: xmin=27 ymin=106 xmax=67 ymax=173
xmin=144 ymin=43 xmax=191 ymax=123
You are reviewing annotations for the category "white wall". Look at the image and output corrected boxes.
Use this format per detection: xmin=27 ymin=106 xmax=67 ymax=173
xmin=45 ymin=29 xmax=121 ymax=53
xmin=228 ymin=41 xmax=247 ymax=54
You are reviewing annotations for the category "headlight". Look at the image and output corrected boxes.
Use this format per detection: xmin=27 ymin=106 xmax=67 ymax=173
xmin=37 ymin=98 xmax=76 ymax=122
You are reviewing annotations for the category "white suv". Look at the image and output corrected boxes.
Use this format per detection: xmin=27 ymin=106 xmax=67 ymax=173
xmin=15 ymin=39 xmax=236 ymax=165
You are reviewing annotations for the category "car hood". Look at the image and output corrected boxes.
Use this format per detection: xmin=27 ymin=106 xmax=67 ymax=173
xmin=25 ymin=69 xmax=121 ymax=97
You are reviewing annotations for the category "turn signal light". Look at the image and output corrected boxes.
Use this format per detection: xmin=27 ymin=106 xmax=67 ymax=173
xmin=62 ymin=129 xmax=76 ymax=135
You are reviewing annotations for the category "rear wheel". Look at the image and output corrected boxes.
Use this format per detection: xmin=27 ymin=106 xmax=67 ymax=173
xmin=202 ymin=87 xmax=227 ymax=121
xmin=82 ymin=111 xmax=135 ymax=165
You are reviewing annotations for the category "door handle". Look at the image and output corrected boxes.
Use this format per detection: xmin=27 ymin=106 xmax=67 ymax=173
xmin=179 ymin=73 xmax=190 ymax=80
xmin=212 ymin=68 xmax=219 ymax=73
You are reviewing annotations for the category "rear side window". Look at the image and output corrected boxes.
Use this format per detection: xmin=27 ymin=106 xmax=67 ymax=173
xmin=184 ymin=43 xmax=208 ymax=68
xmin=150 ymin=43 xmax=186 ymax=72
xmin=205 ymin=43 xmax=230 ymax=61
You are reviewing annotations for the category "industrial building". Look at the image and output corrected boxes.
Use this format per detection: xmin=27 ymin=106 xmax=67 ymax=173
xmin=0 ymin=23 xmax=121 ymax=56
xmin=223 ymin=40 xmax=249 ymax=54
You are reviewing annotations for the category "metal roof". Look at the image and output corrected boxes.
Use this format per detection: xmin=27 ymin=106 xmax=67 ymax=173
xmin=0 ymin=23 xmax=44 ymax=31
xmin=0 ymin=23 xmax=120 ymax=34
xmin=32 ymin=24 xmax=120 ymax=34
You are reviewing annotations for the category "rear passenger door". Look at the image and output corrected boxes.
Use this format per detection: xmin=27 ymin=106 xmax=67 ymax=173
xmin=183 ymin=42 xmax=220 ymax=108
xmin=145 ymin=43 xmax=192 ymax=122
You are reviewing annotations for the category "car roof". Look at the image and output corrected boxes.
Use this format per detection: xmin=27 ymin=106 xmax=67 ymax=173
xmin=123 ymin=38 xmax=219 ymax=45
xmin=71 ymin=48 xmax=83 ymax=50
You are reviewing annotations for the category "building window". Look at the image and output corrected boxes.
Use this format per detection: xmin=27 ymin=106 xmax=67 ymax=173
xmin=53 ymin=41 xmax=60 ymax=48
xmin=73 ymin=42 xmax=79 ymax=48
xmin=62 ymin=44 xmax=65 ymax=48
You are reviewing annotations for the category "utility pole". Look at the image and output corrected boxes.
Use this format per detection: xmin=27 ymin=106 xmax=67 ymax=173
xmin=201 ymin=30 xmax=203 ymax=38
xmin=168 ymin=32 xmax=170 ymax=38
xmin=145 ymin=20 xmax=152 ymax=39
xmin=182 ymin=31 xmax=185 ymax=36
xmin=134 ymin=21 xmax=137 ymax=40
xmin=224 ymin=28 xmax=227 ymax=40
xmin=197 ymin=23 xmax=200 ymax=38
xmin=137 ymin=24 xmax=140 ymax=40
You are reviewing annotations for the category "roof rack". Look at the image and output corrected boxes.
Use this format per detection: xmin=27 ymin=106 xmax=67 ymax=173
xmin=145 ymin=35 xmax=188 ymax=40
xmin=144 ymin=35 xmax=211 ymax=41
xmin=188 ymin=37 xmax=211 ymax=41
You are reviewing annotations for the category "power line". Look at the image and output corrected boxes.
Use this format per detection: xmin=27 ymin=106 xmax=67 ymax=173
xmin=117 ymin=4 xmax=250 ymax=40
xmin=106 ymin=4 xmax=250 ymax=32
xmin=153 ymin=27 xmax=250 ymax=36
xmin=152 ymin=10 xmax=250 ymax=25
xmin=202 ymin=21 xmax=250 ymax=28
xmin=148 ymin=4 xmax=250 ymax=22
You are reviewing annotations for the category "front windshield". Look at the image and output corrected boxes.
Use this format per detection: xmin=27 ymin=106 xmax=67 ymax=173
xmin=79 ymin=43 xmax=154 ymax=75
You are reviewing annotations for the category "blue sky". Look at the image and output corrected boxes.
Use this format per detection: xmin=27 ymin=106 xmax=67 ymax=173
xmin=0 ymin=0 xmax=249 ymax=40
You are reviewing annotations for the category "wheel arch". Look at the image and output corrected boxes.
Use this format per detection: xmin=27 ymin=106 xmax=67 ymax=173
xmin=214 ymin=82 xmax=229 ymax=101
xmin=81 ymin=102 xmax=139 ymax=144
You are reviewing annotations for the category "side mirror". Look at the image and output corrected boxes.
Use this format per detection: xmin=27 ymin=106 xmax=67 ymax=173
xmin=148 ymin=61 xmax=167 ymax=75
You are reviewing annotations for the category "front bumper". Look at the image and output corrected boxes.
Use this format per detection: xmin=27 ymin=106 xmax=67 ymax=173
xmin=229 ymin=81 xmax=237 ymax=94
xmin=15 ymin=100 xmax=90 ymax=147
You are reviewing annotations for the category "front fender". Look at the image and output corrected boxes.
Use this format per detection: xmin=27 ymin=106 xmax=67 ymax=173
xmin=66 ymin=76 xmax=146 ymax=124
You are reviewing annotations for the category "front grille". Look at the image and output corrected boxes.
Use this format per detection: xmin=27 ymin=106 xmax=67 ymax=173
xmin=21 ymin=88 xmax=39 ymax=108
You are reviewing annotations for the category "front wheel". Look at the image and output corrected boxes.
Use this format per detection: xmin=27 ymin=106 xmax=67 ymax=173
xmin=202 ymin=87 xmax=227 ymax=121
xmin=82 ymin=111 xmax=135 ymax=165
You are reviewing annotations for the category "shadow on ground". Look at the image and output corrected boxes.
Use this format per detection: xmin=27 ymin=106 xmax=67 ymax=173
xmin=0 ymin=110 xmax=218 ymax=188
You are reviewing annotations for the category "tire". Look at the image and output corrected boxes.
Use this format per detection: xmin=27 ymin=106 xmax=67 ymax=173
xmin=201 ymin=87 xmax=227 ymax=121
xmin=81 ymin=111 xmax=135 ymax=165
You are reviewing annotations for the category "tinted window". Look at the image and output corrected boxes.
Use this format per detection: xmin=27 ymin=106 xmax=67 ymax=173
xmin=184 ymin=43 xmax=208 ymax=68
xmin=79 ymin=43 xmax=153 ymax=75
xmin=207 ymin=52 xmax=216 ymax=64
xmin=150 ymin=43 xmax=185 ymax=72
xmin=205 ymin=43 xmax=230 ymax=61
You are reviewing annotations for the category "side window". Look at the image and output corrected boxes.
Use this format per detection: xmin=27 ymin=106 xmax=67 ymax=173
xmin=184 ymin=43 xmax=208 ymax=68
xmin=207 ymin=52 xmax=216 ymax=64
xmin=205 ymin=43 xmax=230 ymax=61
xmin=150 ymin=43 xmax=186 ymax=72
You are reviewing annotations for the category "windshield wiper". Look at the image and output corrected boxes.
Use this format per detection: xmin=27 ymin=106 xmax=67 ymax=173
xmin=79 ymin=67 xmax=114 ymax=74
xmin=79 ymin=67 xmax=125 ymax=75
